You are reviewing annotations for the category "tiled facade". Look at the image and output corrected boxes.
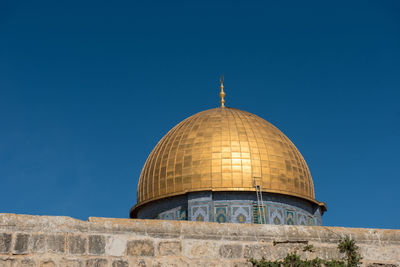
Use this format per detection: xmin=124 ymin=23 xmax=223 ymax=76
xmin=136 ymin=191 xmax=323 ymax=226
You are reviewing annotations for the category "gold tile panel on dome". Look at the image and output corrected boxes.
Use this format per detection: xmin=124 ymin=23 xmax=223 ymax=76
xmin=135 ymin=105 xmax=326 ymax=211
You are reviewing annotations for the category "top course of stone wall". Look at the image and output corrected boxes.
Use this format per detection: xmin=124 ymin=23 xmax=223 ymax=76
xmin=0 ymin=213 xmax=398 ymax=267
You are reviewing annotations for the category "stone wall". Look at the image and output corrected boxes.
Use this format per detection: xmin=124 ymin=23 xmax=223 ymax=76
xmin=0 ymin=213 xmax=398 ymax=267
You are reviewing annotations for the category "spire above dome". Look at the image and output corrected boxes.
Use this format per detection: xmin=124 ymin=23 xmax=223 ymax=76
xmin=219 ymin=75 xmax=226 ymax=107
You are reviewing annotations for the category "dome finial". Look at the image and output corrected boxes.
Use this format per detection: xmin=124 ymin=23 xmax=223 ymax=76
xmin=219 ymin=75 xmax=225 ymax=108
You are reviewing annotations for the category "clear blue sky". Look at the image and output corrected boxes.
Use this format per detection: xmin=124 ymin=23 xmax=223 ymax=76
xmin=1 ymin=0 xmax=399 ymax=229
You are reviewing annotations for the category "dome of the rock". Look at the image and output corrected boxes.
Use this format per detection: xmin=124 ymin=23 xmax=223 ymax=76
xmin=130 ymin=81 xmax=326 ymax=225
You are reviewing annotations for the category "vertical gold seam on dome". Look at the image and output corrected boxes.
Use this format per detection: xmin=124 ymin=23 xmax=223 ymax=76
xmin=200 ymin=111 xmax=213 ymax=188
xmin=250 ymin=113 xmax=271 ymax=190
xmin=141 ymin=151 xmax=150 ymax=201
xmin=305 ymin=163 xmax=314 ymax=197
xmin=239 ymin=110 xmax=253 ymax=188
xmin=213 ymin=108 xmax=222 ymax=188
xmin=254 ymin=115 xmax=273 ymax=191
xmin=148 ymin=135 xmax=165 ymax=200
xmin=207 ymin=111 xmax=216 ymax=187
xmin=170 ymin=117 xmax=192 ymax=194
xmin=171 ymin=117 xmax=192 ymax=195
xmin=160 ymin=128 xmax=173 ymax=194
xmin=145 ymin=124 xmax=172 ymax=201
xmin=214 ymin=108 xmax=223 ymax=188
xmin=225 ymin=108 xmax=233 ymax=188
xmin=229 ymin=109 xmax=243 ymax=188
xmin=145 ymin=130 xmax=166 ymax=200
xmin=163 ymin=121 xmax=181 ymax=195
xmin=196 ymin=111 xmax=207 ymax=188
xmin=278 ymin=133 xmax=296 ymax=191
xmin=151 ymin=123 xmax=178 ymax=199
xmin=300 ymin=154 xmax=314 ymax=197
xmin=182 ymin=113 xmax=204 ymax=191
xmin=272 ymin=128 xmax=290 ymax=194
xmin=221 ymin=109 xmax=233 ymax=188
xmin=150 ymin=132 xmax=167 ymax=199
xmin=141 ymin=149 xmax=150 ymax=201
xmin=187 ymin=112 xmax=204 ymax=189
xmin=153 ymin=126 xmax=176 ymax=197
xmin=151 ymin=127 xmax=172 ymax=198
xmin=139 ymin=140 xmax=158 ymax=202
xmin=234 ymin=109 xmax=251 ymax=186
xmin=190 ymin=113 xmax=207 ymax=190
xmin=260 ymin=117 xmax=273 ymax=190
xmin=276 ymin=130 xmax=300 ymax=196
xmin=276 ymin=130 xmax=312 ymax=198
xmin=164 ymin=119 xmax=187 ymax=196
xmin=219 ymin=108 xmax=225 ymax=187
xmin=238 ymin=110 xmax=263 ymax=188
xmin=230 ymin=109 xmax=250 ymax=189
xmin=230 ymin=109 xmax=245 ymax=188
xmin=137 ymin=162 xmax=144 ymax=202
xmin=176 ymin=116 xmax=197 ymax=192
xmin=139 ymin=125 xmax=168 ymax=202
xmin=147 ymin=145 xmax=158 ymax=200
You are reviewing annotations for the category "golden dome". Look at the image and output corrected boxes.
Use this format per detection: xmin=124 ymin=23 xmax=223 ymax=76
xmin=136 ymin=107 xmax=325 ymax=209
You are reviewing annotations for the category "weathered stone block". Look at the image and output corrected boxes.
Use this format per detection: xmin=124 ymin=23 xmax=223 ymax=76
xmin=107 ymin=237 xmax=127 ymax=256
xmin=60 ymin=259 xmax=82 ymax=267
xmin=0 ymin=233 xmax=12 ymax=254
xmin=0 ymin=258 xmax=18 ymax=267
xmin=226 ymin=223 xmax=258 ymax=241
xmin=88 ymin=217 xmax=146 ymax=235
xmin=192 ymin=259 xmax=225 ymax=267
xmin=40 ymin=260 xmax=56 ymax=267
xmin=68 ymin=235 xmax=87 ymax=255
xmin=367 ymin=264 xmax=398 ymax=267
xmin=85 ymin=258 xmax=107 ymax=267
xmin=182 ymin=240 xmax=219 ymax=259
xmin=219 ymin=244 xmax=242 ymax=258
xmin=21 ymin=258 xmax=35 ymax=267
xmin=127 ymin=240 xmax=154 ymax=256
xmin=243 ymin=244 xmax=288 ymax=260
xmin=232 ymin=261 xmax=253 ymax=267
xmin=13 ymin=234 xmax=29 ymax=254
xmin=158 ymin=241 xmax=182 ymax=256
xmin=284 ymin=225 xmax=320 ymax=243
xmin=88 ymin=235 xmax=105 ymax=255
xmin=361 ymin=246 xmax=398 ymax=261
xmin=181 ymin=221 xmax=224 ymax=240
xmin=146 ymin=220 xmax=181 ymax=239
xmin=152 ymin=257 xmax=190 ymax=267
xmin=132 ymin=259 xmax=148 ymax=267
xmin=313 ymin=246 xmax=341 ymax=260
xmin=30 ymin=234 xmax=45 ymax=253
xmin=47 ymin=235 xmax=65 ymax=253
xmin=112 ymin=260 xmax=128 ymax=267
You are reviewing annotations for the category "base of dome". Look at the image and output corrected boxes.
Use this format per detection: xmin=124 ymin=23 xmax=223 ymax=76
xmin=130 ymin=191 xmax=323 ymax=226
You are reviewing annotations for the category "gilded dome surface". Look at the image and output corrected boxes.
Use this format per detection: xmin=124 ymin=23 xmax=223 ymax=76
xmin=137 ymin=107 xmax=320 ymax=207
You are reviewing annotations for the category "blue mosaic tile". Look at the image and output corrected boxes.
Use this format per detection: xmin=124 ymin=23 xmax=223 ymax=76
xmin=286 ymin=210 xmax=295 ymax=225
xmin=191 ymin=205 xmax=209 ymax=222
xmin=270 ymin=207 xmax=284 ymax=225
xmin=231 ymin=205 xmax=251 ymax=224
xmin=215 ymin=206 xmax=228 ymax=223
